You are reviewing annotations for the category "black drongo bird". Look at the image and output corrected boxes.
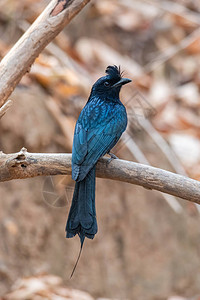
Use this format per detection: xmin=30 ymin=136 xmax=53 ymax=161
xmin=66 ymin=65 xmax=131 ymax=275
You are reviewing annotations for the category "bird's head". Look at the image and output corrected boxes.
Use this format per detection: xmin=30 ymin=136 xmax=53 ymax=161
xmin=91 ymin=65 xmax=132 ymax=99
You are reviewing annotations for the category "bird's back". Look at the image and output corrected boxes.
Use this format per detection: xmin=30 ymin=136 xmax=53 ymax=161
xmin=72 ymin=96 xmax=127 ymax=181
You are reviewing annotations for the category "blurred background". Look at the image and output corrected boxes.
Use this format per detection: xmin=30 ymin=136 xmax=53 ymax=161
xmin=0 ymin=0 xmax=200 ymax=299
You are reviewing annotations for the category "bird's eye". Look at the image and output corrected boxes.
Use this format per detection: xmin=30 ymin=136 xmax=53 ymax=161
xmin=104 ymin=81 xmax=110 ymax=87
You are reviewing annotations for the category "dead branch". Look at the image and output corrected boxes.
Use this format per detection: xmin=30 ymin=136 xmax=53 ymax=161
xmin=0 ymin=100 xmax=13 ymax=119
xmin=1 ymin=148 xmax=200 ymax=205
xmin=144 ymin=27 xmax=200 ymax=73
xmin=0 ymin=0 xmax=91 ymax=107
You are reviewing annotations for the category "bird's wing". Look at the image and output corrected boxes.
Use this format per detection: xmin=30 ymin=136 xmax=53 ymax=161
xmin=72 ymin=122 xmax=88 ymax=165
xmin=72 ymin=114 xmax=126 ymax=181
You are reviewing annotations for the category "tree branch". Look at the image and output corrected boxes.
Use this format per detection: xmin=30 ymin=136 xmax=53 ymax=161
xmin=1 ymin=149 xmax=200 ymax=205
xmin=0 ymin=0 xmax=91 ymax=107
xmin=0 ymin=100 xmax=13 ymax=119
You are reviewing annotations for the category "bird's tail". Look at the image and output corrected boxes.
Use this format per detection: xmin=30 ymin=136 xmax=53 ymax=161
xmin=66 ymin=166 xmax=98 ymax=245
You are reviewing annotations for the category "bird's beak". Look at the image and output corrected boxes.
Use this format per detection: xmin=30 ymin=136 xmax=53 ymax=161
xmin=112 ymin=78 xmax=132 ymax=88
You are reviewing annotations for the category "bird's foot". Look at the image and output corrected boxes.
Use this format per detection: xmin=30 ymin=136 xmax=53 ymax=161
xmin=107 ymin=152 xmax=118 ymax=164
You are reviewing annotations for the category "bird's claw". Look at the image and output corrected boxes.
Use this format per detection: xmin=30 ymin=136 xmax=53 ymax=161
xmin=107 ymin=152 xmax=118 ymax=164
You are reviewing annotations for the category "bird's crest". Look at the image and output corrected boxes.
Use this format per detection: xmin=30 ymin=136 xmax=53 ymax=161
xmin=105 ymin=65 xmax=122 ymax=79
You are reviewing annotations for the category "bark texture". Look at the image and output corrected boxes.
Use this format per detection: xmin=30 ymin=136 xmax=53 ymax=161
xmin=0 ymin=0 xmax=91 ymax=107
xmin=0 ymin=149 xmax=200 ymax=204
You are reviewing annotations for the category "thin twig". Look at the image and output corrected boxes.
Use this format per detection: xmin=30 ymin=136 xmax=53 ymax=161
xmin=0 ymin=100 xmax=13 ymax=119
xmin=144 ymin=27 xmax=200 ymax=73
xmin=139 ymin=118 xmax=186 ymax=175
xmin=142 ymin=0 xmax=200 ymax=25
xmin=121 ymin=132 xmax=183 ymax=213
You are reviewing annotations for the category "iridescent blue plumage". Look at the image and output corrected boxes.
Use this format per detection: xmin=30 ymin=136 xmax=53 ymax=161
xmin=66 ymin=65 xmax=131 ymax=256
